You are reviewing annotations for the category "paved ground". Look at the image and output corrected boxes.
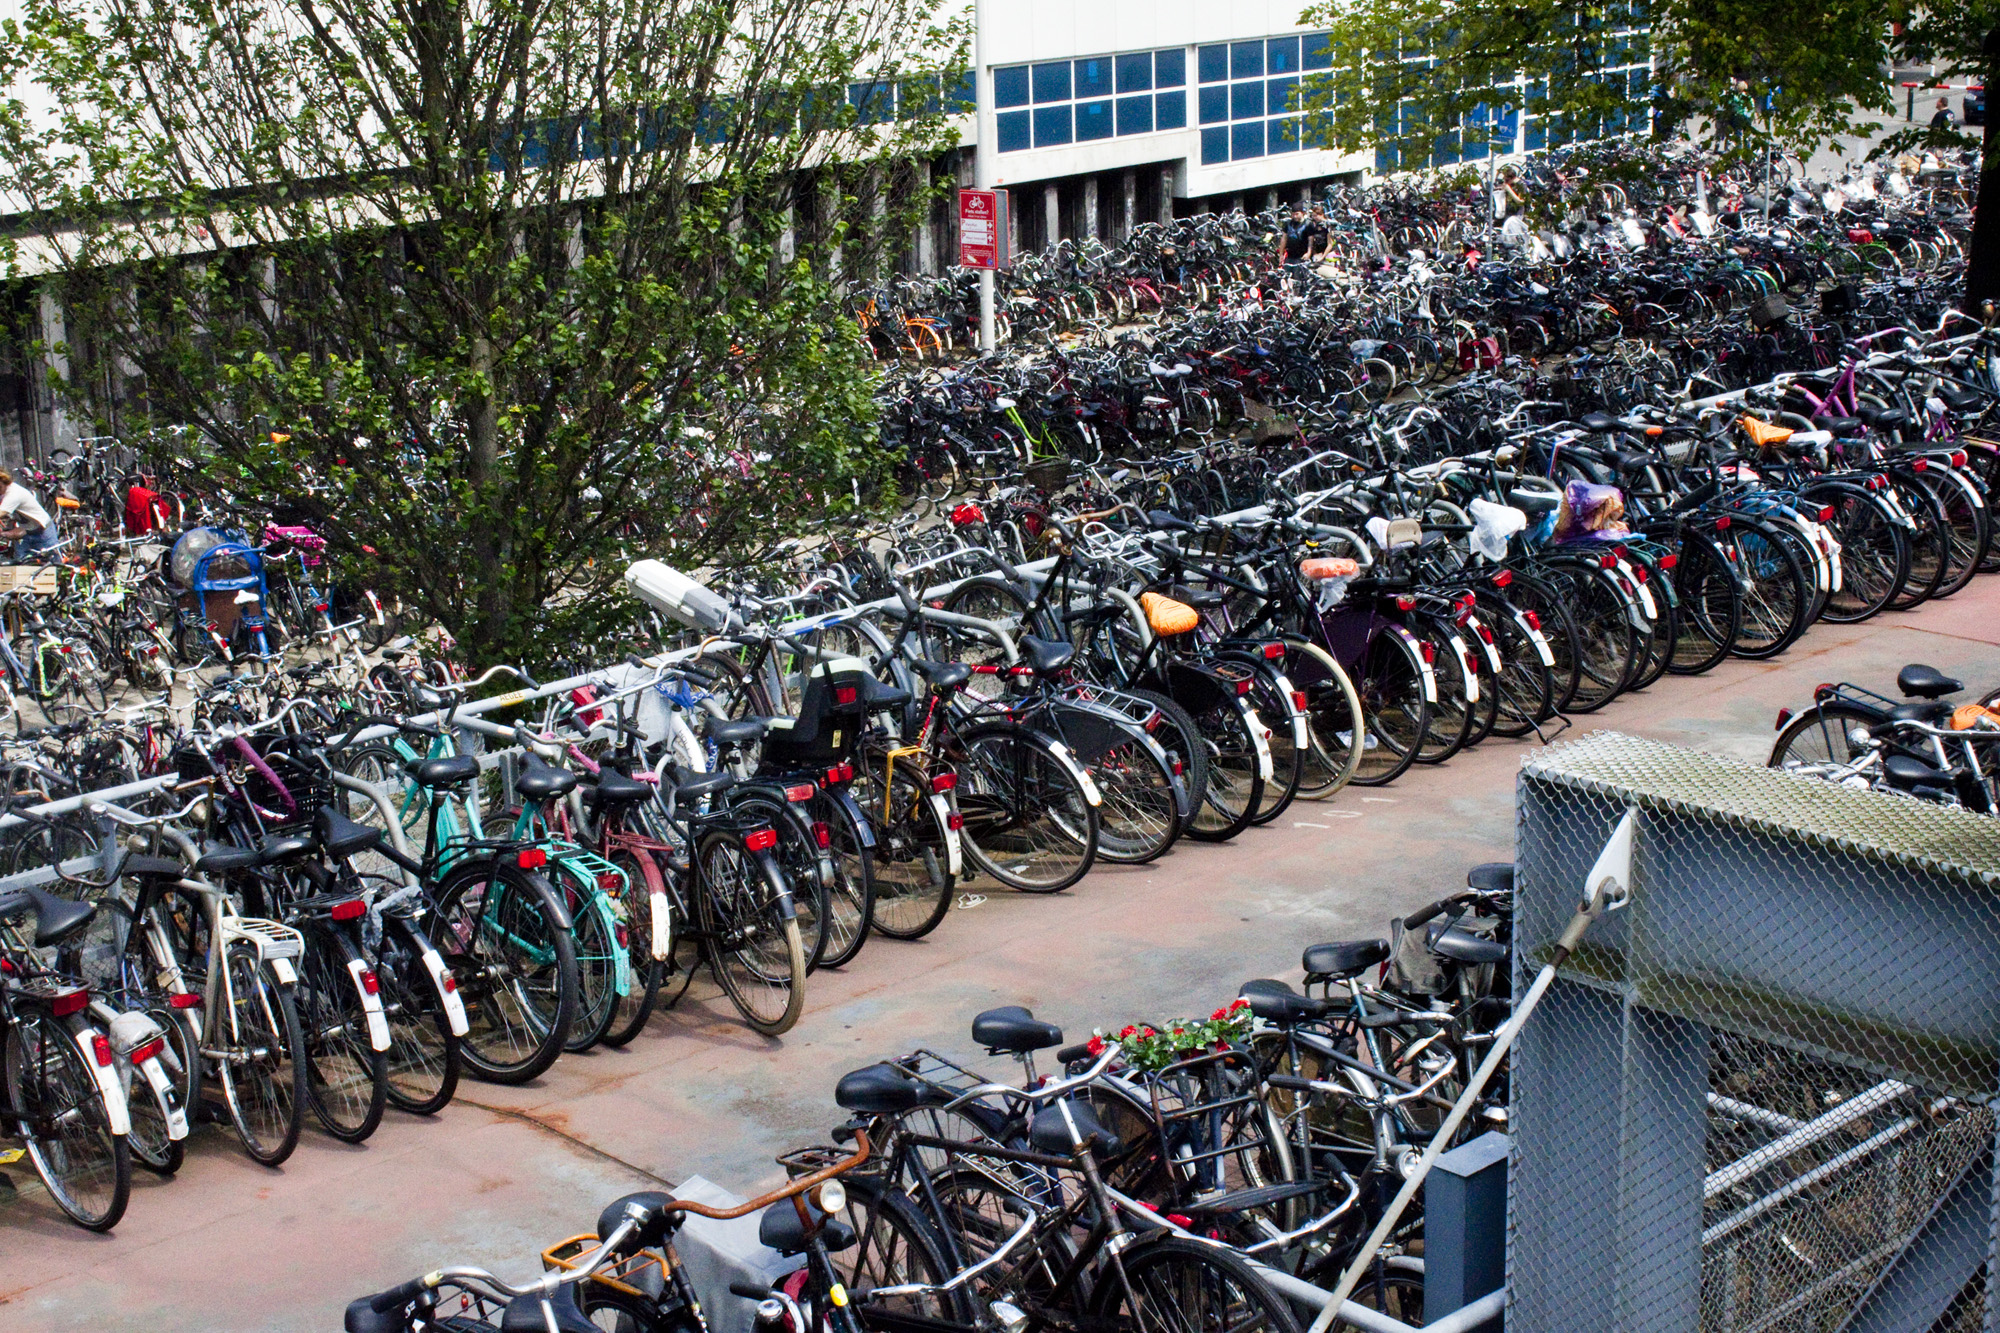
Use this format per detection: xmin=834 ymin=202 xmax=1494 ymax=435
xmin=1 ymin=574 xmax=1995 ymax=1331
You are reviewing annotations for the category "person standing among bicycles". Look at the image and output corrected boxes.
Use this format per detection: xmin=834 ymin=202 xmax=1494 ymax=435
xmin=0 ymin=466 xmax=58 ymax=563
xmin=1275 ymin=202 xmax=1326 ymax=287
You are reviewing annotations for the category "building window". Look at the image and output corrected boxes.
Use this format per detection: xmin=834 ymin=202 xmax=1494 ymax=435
xmin=1076 ymin=98 xmax=1114 ymax=140
xmin=1231 ymin=81 xmax=1262 ymax=120
xmin=994 ymin=65 xmax=1030 ymax=109
xmin=1034 ymin=104 xmax=1072 ymax=146
xmin=1075 ymin=58 xmax=1112 ymax=99
xmin=1303 ymin=33 xmax=1333 ymax=70
xmin=1198 ymin=44 xmax=1228 ymax=84
xmin=1116 ymin=94 xmax=1154 ymax=135
xmin=1155 ymin=89 xmax=1187 ymax=128
xmin=1268 ymin=75 xmax=1298 ymax=116
xmin=1267 ymin=36 xmax=1300 ymax=74
xmin=1232 ymin=119 xmax=1265 ymax=159
xmin=1116 ymin=52 xmax=1153 ymax=93
xmin=1199 ymin=85 xmax=1229 ymax=125
xmin=1201 ymin=125 xmax=1230 ymax=164
xmin=849 ymin=81 xmax=893 ymax=125
xmin=996 ymin=110 xmax=1031 ymax=152
xmin=1032 ymin=61 xmax=1071 ymax=104
xmin=1269 ymin=117 xmax=1301 ymax=153
xmin=1155 ymin=48 xmax=1187 ymax=87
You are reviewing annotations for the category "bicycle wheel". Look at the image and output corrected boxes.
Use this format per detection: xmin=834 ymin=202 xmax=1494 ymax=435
xmin=375 ymin=914 xmax=460 ymax=1115
xmin=1924 ymin=466 xmax=1990 ymax=599
xmin=1349 ymin=627 xmax=1429 ymax=787
xmin=4 ymin=1011 xmax=130 ymax=1231
xmin=555 ymin=869 xmax=622 ymax=1054
xmin=856 ymin=755 xmax=955 ymax=941
xmin=733 ymin=792 xmax=834 ymax=973
xmin=1178 ymin=692 xmax=1264 ymax=842
xmin=1407 ymin=615 xmax=1478 ymax=765
xmin=1476 ymin=595 xmax=1555 ymax=739
xmin=1499 ymin=570 xmax=1585 ymax=707
xmin=952 ymin=722 xmax=1099 ymax=891
xmin=600 ymin=850 xmax=664 ymax=1048
xmin=218 ymin=944 xmax=308 ymax=1166
xmin=1228 ymin=660 xmax=1307 ymax=826
xmin=817 ymin=797 xmax=876 ymax=969
xmin=1128 ymin=688 xmax=1211 ymax=818
xmin=298 ymin=920 xmax=388 ymax=1143
xmin=1092 ymin=1234 xmax=1305 ymax=1333
xmin=1769 ymin=702 xmax=1878 ymax=771
xmin=1664 ymin=531 xmax=1744 ymax=670
xmin=430 ymin=861 xmax=577 ymax=1084
xmin=1722 ymin=519 xmax=1810 ymax=659
xmin=1282 ymin=640 xmax=1363 ymax=797
xmin=1885 ymin=474 xmax=1949 ymax=610
xmin=1044 ymin=702 xmax=1182 ymax=863
xmin=695 ymin=828 xmax=805 ymax=1036
xmin=1810 ymin=485 xmax=1907 ymax=622
xmin=123 ymin=1003 xmax=193 ymax=1175
xmin=834 ymin=1176 xmax=976 ymax=1324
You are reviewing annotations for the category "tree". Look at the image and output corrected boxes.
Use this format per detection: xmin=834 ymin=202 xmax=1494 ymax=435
xmin=1884 ymin=1 xmax=2000 ymax=309
xmin=0 ymin=0 xmax=967 ymax=662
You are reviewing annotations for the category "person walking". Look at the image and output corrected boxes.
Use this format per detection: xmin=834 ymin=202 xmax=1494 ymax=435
xmin=0 ymin=467 xmax=59 ymax=563
xmin=1932 ymin=97 xmax=1955 ymax=130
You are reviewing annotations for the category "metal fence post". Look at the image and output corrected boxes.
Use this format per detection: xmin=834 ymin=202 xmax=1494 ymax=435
xmin=1426 ymin=1131 xmax=1509 ymax=1330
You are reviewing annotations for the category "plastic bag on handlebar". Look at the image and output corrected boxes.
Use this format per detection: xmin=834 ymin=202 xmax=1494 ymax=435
xmin=1467 ymin=497 xmax=1528 ymax=561
xmin=1386 ymin=915 xmax=1448 ymax=997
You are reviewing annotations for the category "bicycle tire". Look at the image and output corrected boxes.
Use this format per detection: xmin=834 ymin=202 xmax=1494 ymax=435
xmin=1090 ymin=1234 xmax=1305 ymax=1333
xmin=219 ymin=944 xmax=308 ymax=1166
xmin=855 ymin=754 xmax=955 ymax=941
xmin=695 ymin=829 xmax=805 ymax=1036
xmin=1808 ymin=483 xmax=1908 ymax=622
xmin=1769 ymin=702 xmax=1878 ymax=771
xmin=1041 ymin=699 xmax=1182 ymax=863
xmin=1721 ymin=517 xmax=1811 ymax=659
xmin=835 ymin=1175 xmax=977 ymax=1324
xmin=1347 ymin=625 xmax=1429 ymax=787
xmin=377 ymin=914 xmax=460 ymax=1115
xmin=1884 ymin=472 xmax=1950 ymax=610
xmin=951 ymin=720 xmax=1099 ymax=890
xmin=4 ymin=1010 xmax=130 ymax=1231
xmin=1174 ymin=689 xmax=1264 ymax=841
xmin=599 ymin=848 xmax=665 ymax=1048
xmin=1498 ymin=569 xmax=1585 ymax=708
xmin=429 ymin=861 xmax=577 ymax=1084
xmin=1473 ymin=594 xmax=1554 ymax=739
xmin=298 ymin=919 xmax=388 ymax=1143
xmin=1662 ymin=529 xmax=1744 ymax=670
xmin=1535 ymin=557 xmax=1638 ymax=709
xmin=1282 ymin=638 xmax=1363 ymax=798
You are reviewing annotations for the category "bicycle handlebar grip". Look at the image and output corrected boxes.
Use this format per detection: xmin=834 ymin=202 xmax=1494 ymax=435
xmin=1055 ymin=1042 xmax=1095 ymax=1064
xmin=730 ymin=1282 xmax=774 ymax=1301
xmin=1266 ymin=1074 xmax=1317 ymax=1093
xmin=1402 ymin=893 xmax=1470 ymax=930
xmin=369 ymin=1273 xmax=435 ymax=1314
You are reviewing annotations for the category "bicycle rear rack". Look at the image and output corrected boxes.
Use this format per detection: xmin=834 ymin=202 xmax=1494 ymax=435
xmin=219 ymin=915 xmax=304 ymax=962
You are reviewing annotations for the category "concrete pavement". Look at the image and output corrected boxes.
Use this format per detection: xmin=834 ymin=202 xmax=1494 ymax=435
xmin=2 ymin=578 xmax=1998 ymax=1331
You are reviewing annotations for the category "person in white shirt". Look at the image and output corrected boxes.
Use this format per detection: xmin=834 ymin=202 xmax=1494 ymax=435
xmin=0 ymin=468 xmax=58 ymax=563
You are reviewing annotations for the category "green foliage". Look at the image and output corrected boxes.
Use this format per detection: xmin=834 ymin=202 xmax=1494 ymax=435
xmin=1297 ymin=0 xmax=1899 ymax=169
xmin=0 ymin=0 xmax=967 ymax=663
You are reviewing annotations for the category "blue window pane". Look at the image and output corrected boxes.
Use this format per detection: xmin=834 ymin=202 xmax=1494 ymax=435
xmin=1032 ymin=61 xmax=1071 ymax=104
xmin=1155 ymin=89 xmax=1187 ymax=129
xmin=1075 ymin=58 xmax=1112 ymax=99
xmin=1033 ymin=104 xmax=1072 ymax=146
xmin=1201 ymin=125 xmax=1230 ymax=164
xmin=1075 ymin=98 xmax=1113 ymax=140
xmin=996 ymin=109 xmax=1031 ymax=152
xmin=1117 ymin=93 xmax=1154 ymax=135
xmin=1267 ymin=36 xmax=1300 ymax=74
xmin=1198 ymin=85 xmax=1229 ymax=124
xmin=1303 ymin=32 xmax=1333 ymax=70
xmin=898 ymin=75 xmax=941 ymax=118
xmin=1154 ymin=48 xmax=1186 ymax=87
xmin=994 ymin=66 xmax=1030 ymax=108
xmin=1116 ymin=53 xmax=1153 ymax=93
xmin=1232 ymin=119 xmax=1265 ymax=158
xmin=945 ymin=71 xmax=975 ymax=113
xmin=1198 ymin=44 xmax=1228 ymax=83
xmin=1232 ymin=81 xmax=1262 ymax=120
xmin=849 ymin=81 xmax=892 ymax=125
xmin=1231 ymin=41 xmax=1264 ymax=79
xmin=1269 ymin=117 xmax=1300 ymax=153
xmin=1268 ymin=75 xmax=1298 ymax=115
xmin=1525 ymin=117 xmax=1545 ymax=152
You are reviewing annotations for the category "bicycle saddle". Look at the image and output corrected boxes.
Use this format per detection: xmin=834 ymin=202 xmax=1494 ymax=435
xmin=1239 ymin=978 xmax=1338 ymax=1024
xmin=0 ymin=885 xmax=94 ymax=947
xmin=595 ymin=1191 xmax=683 ymax=1256
xmin=863 ymin=675 xmax=913 ymax=710
xmin=758 ymin=1198 xmax=856 ymax=1257
xmin=584 ymin=768 xmax=654 ymax=806
xmin=195 ymin=832 xmax=315 ymax=874
xmin=498 ymin=1285 xmax=596 ymax=1333
xmin=1937 ymin=382 xmax=1987 ymax=412
xmin=1897 ymin=663 xmax=1962 ymax=698
xmin=1427 ymin=925 xmax=1508 ymax=966
xmin=1028 ymin=1097 xmax=1122 ymax=1158
xmin=515 ymin=762 xmax=578 ymax=801
xmin=1579 ymin=412 xmax=1621 ymax=432
xmin=672 ymin=769 xmax=735 ymax=801
xmin=315 ymin=804 xmax=384 ymax=859
xmin=1507 ymin=488 xmax=1561 ymax=516
xmin=972 ymin=1005 xmax=1064 ymax=1054
xmin=835 ymin=1062 xmax=926 ymax=1115
xmin=1857 ymin=401 xmax=1908 ymax=430
xmin=1814 ymin=415 xmax=1864 ymax=434
xmin=1018 ymin=636 xmax=1075 ymax=676
xmin=1466 ymin=862 xmax=1514 ymax=895
xmin=1146 ymin=509 xmax=1200 ymax=533
xmin=1608 ymin=450 xmax=1657 ymax=475
xmin=1888 ymin=700 xmax=1953 ymax=724
xmin=910 ymin=659 xmax=974 ymax=692
xmin=706 ymin=716 xmax=767 ymax=747
xmin=1302 ymin=939 xmax=1390 ymax=980
xmin=409 ymin=754 xmax=480 ymax=788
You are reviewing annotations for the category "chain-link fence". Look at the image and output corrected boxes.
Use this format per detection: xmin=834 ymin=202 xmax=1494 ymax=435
xmin=1510 ymin=732 xmax=2000 ymax=1333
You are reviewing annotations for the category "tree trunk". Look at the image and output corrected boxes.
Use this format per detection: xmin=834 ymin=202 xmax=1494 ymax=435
xmin=1964 ymin=27 xmax=2000 ymax=313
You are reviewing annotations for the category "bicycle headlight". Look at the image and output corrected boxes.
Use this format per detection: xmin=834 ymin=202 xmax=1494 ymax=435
xmin=813 ymin=1179 xmax=846 ymax=1215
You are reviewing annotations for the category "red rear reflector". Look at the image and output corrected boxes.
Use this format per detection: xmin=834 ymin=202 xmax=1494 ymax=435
xmin=1715 ymin=516 xmax=1731 ymax=530
xmin=1395 ymin=596 xmax=1416 ymax=611
xmin=91 ymin=1034 xmax=114 ymax=1067
xmin=784 ymin=784 xmax=815 ymax=802
xmin=1262 ymin=642 xmax=1283 ymax=659
xmin=834 ymin=686 xmax=858 ymax=705
xmin=1599 ymin=553 xmax=1618 ymax=569
xmin=1523 ymin=610 xmax=1542 ymax=631
xmin=1660 ymin=553 xmax=1678 ymax=570
xmin=360 ymin=970 xmax=380 ymax=996
xmin=330 ymin=899 xmax=366 ymax=922
xmin=947 ymin=812 xmax=964 ymax=830
xmin=169 ymin=992 xmax=202 ymax=1009
xmin=1420 ymin=641 xmax=1435 ymax=664
xmin=811 ymin=821 xmax=831 ymax=850
xmin=52 ymin=989 xmax=89 ymax=1017
xmin=442 ymin=974 xmax=458 ymax=993
xmin=1465 ymin=650 xmax=1481 ymax=673
xmin=130 ymin=1036 xmax=165 ymax=1064
xmin=1477 ymin=625 xmax=1494 ymax=644
xmin=1817 ymin=506 xmax=1834 ymax=523
xmin=1814 ymin=682 xmax=1835 ymax=698
xmin=1491 ymin=569 xmax=1512 ymax=588
xmin=1235 ymin=679 xmax=1252 ymax=695
xmin=743 ymin=827 xmax=777 ymax=852
xmin=517 ymin=848 xmax=547 ymax=870
xmin=929 ymin=772 xmax=957 ymax=793
xmin=824 ymin=766 xmax=844 ymax=786
xmin=1951 ymin=450 xmax=1967 ymax=467
xmin=1913 ymin=459 xmax=1928 ymax=472
xmin=1291 ymin=690 xmax=1308 ymax=711
xmin=597 ymin=871 xmax=623 ymax=890
xmin=1633 ymin=565 xmax=1648 ymax=583
xmin=1775 ymin=707 xmax=1793 ymax=731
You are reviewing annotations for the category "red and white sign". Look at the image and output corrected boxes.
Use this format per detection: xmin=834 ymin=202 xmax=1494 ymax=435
xmin=959 ymin=189 xmax=1002 ymax=269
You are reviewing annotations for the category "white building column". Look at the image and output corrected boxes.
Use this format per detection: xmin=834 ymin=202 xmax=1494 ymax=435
xmin=1043 ymin=183 xmax=1059 ymax=246
xmin=1120 ymin=169 xmax=1137 ymax=240
xmin=36 ymin=288 xmax=72 ymax=460
xmin=1082 ymin=177 xmax=1099 ymax=240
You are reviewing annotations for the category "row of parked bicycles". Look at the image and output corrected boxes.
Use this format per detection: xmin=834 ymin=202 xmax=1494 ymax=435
xmin=343 ymin=861 xmax=1522 ymax=1331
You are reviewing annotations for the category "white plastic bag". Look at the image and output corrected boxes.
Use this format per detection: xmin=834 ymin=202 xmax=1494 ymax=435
xmin=1468 ymin=497 xmax=1528 ymax=561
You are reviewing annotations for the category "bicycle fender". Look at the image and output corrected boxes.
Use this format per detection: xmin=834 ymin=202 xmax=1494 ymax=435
xmin=345 ymin=957 xmax=393 ymax=1052
xmin=1042 ymin=739 xmax=1103 ymax=807
xmin=71 ymin=1023 xmax=132 ymax=1138
xmin=419 ymin=945 xmax=471 ymax=1036
xmin=137 ymin=1052 xmax=190 ymax=1141
xmin=751 ymin=851 xmax=796 ymax=919
xmin=929 ymin=793 xmax=965 ymax=875
xmin=826 ymin=788 xmax=878 ymax=850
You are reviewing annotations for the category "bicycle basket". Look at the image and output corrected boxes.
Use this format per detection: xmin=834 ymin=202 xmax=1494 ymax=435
xmin=1023 ymin=459 xmax=1071 ymax=493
